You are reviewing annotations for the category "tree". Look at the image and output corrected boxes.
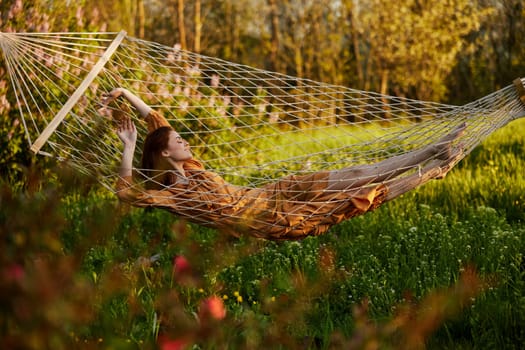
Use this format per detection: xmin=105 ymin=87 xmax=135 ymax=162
xmin=0 ymin=0 xmax=111 ymax=187
xmin=261 ymin=0 xmax=349 ymax=85
xmin=448 ymin=0 xmax=525 ymax=102
xmin=194 ymin=0 xmax=201 ymax=54
xmin=268 ymin=0 xmax=281 ymax=73
xmin=177 ymin=0 xmax=188 ymax=50
xmin=358 ymin=0 xmax=486 ymax=102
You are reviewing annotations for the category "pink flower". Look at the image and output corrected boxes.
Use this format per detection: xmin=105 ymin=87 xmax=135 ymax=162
xmin=4 ymin=264 xmax=24 ymax=283
xmin=159 ymin=337 xmax=189 ymax=350
xmin=199 ymin=296 xmax=226 ymax=322
xmin=173 ymin=256 xmax=191 ymax=275
xmin=211 ymin=74 xmax=220 ymax=88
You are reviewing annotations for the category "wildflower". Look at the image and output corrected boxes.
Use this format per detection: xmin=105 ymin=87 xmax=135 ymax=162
xmin=180 ymin=100 xmax=189 ymax=112
xmin=8 ymin=0 xmax=23 ymax=19
xmin=173 ymin=255 xmax=191 ymax=276
xmin=199 ymin=295 xmax=226 ymax=321
xmin=269 ymin=112 xmax=279 ymax=123
xmin=4 ymin=264 xmax=24 ymax=283
xmin=158 ymin=336 xmax=189 ymax=350
xmin=211 ymin=74 xmax=220 ymax=88
xmin=172 ymin=255 xmax=195 ymax=286
xmin=75 ymin=7 xmax=84 ymax=27
xmin=167 ymin=45 xmax=180 ymax=63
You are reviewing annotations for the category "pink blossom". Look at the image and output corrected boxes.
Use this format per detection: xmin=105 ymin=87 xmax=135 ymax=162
xmin=159 ymin=337 xmax=189 ymax=350
xmin=269 ymin=112 xmax=279 ymax=123
xmin=211 ymin=74 xmax=220 ymax=88
xmin=8 ymin=0 xmax=23 ymax=19
xmin=173 ymin=255 xmax=191 ymax=276
xmin=4 ymin=264 xmax=24 ymax=283
xmin=198 ymin=295 xmax=226 ymax=321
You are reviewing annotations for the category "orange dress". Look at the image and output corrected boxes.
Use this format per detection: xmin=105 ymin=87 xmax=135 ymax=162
xmin=116 ymin=111 xmax=388 ymax=240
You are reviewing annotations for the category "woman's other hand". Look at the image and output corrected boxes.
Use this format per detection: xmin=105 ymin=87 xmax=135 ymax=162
xmin=117 ymin=117 xmax=137 ymax=147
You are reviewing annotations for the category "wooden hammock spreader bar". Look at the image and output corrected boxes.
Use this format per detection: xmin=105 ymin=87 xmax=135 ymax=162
xmin=30 ymin=30 xmax=127 ymax=154
xmin=513 ymin=77 xmax=525 ymax=106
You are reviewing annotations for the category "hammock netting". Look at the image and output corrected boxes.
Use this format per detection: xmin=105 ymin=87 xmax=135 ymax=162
xmin=1 ymin=30 xmax=524 ymax=238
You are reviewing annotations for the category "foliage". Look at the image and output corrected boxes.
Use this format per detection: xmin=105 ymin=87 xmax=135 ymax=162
xmin=0 ymin=0 xmax=109 ymax=187
xmin=359 ymin=0 xmax=490 ymax=101
xmin=1 ymin=3 xmax=524 ymax=347
xmin=1 ymin=0 xmax=524 ymax=190
xmin=1 ymin=118 xmax=524 ymax=349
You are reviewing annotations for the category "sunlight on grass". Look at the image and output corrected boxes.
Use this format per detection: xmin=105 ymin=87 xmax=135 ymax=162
xmin=1 ymin=119 xmax=524 ymax=349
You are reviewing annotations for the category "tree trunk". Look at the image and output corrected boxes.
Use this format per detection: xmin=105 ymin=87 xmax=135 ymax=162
xmin=380 ymin=69 xmax=391 ymax=120
xmin=231 ymin=5 xmax=240 ymax=63
xmin=136 ymin=0 xmax=145 ymax=39
xmin=348 ymin=2 xmax=363 ymax=89
xmin=268 ymin=0 xmax=280 ymax=72
xmin=177 ymin=0 xmax=187 ymax=50
xmin=194 ymin=0 xmax=201 ymax=54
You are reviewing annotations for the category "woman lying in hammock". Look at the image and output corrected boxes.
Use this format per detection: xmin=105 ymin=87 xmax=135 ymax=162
xmin=103 ymin=88 xmax=465 ymax=241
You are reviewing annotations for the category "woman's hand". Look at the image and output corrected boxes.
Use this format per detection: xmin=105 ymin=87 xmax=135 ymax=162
xmin=117 ymin=117 xmax=137 ymax=148
xmin=99 ymin=88 xmax=126 ymax=117
xmin=101 ymin=87 xmax=126 ymax=106
xmin=100 ymin=87 xmax=152 ymax=119
xmin=117 ymin=117 xmax=137 ymax=178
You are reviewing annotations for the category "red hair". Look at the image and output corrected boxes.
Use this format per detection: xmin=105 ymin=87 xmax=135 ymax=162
xmin=141 ymin=126 xmax=176 ymax=189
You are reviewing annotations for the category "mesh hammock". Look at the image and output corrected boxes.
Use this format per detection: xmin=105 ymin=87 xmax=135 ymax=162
xmin=1 ymin=30 xmax=524 ymax=240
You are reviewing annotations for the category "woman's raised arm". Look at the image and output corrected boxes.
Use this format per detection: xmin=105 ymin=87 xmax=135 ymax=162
xmin=102 ymin=87 xmax=152 ymax=118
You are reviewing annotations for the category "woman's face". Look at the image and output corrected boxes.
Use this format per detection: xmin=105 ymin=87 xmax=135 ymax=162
xmin=161 ymin=131 xmax=192 ymax=161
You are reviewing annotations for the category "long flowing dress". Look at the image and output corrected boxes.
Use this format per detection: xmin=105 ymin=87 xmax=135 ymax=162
xmin=116 ymin=110 xmax=388 ymax=240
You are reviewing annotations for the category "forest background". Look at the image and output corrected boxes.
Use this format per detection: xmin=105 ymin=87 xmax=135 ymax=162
xmin=1 ymin=1 xmax=524 ymax=349
xmin=1 ymin=0 xmax=525 ymax=180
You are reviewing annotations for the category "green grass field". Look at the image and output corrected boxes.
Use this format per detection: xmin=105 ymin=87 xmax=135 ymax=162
xmin=1 ymin=119 xmax=524 ymax=349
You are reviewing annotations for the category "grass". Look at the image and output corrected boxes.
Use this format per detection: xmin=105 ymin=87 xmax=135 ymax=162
xmin=1 ymin=118 xmax=524 ymax=349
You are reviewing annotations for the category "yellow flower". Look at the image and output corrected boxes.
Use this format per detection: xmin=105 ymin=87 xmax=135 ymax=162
xmin=223 ymin=294 xmax=228 ymax=300
xmin=233 ymin=291 xmax=240 ymax=297
xmin=237 ymin=295 xmax=243 ymax=303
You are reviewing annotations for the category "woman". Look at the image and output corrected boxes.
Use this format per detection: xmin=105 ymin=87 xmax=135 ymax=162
xmin=103 ymin=88 xmax=464 ymax=241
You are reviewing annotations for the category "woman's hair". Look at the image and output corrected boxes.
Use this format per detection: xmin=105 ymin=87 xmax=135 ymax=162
xmin=141 ymin=126 xmax=177 ymax=189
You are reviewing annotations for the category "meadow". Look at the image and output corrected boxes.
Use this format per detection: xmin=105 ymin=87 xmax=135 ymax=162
xmin=1 ymin=118 xmax=524 ymax=349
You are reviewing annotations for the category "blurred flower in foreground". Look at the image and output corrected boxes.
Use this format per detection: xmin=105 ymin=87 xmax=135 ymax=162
xmin=198 ymin=295 xmax=226 ymax=322
xmin=172 ymin=255 xmax=197 ymax=286
xmin=173 ymin=255 xmax=191 ymax=275
xmin=158 ymin=336 xmax=189 ymax=350
xmin=3 ymin=264 xmax=25 ymax=283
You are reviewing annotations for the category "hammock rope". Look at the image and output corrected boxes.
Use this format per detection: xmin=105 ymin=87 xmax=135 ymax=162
xmin=1 ymin=30 xmax=524 ymax=238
